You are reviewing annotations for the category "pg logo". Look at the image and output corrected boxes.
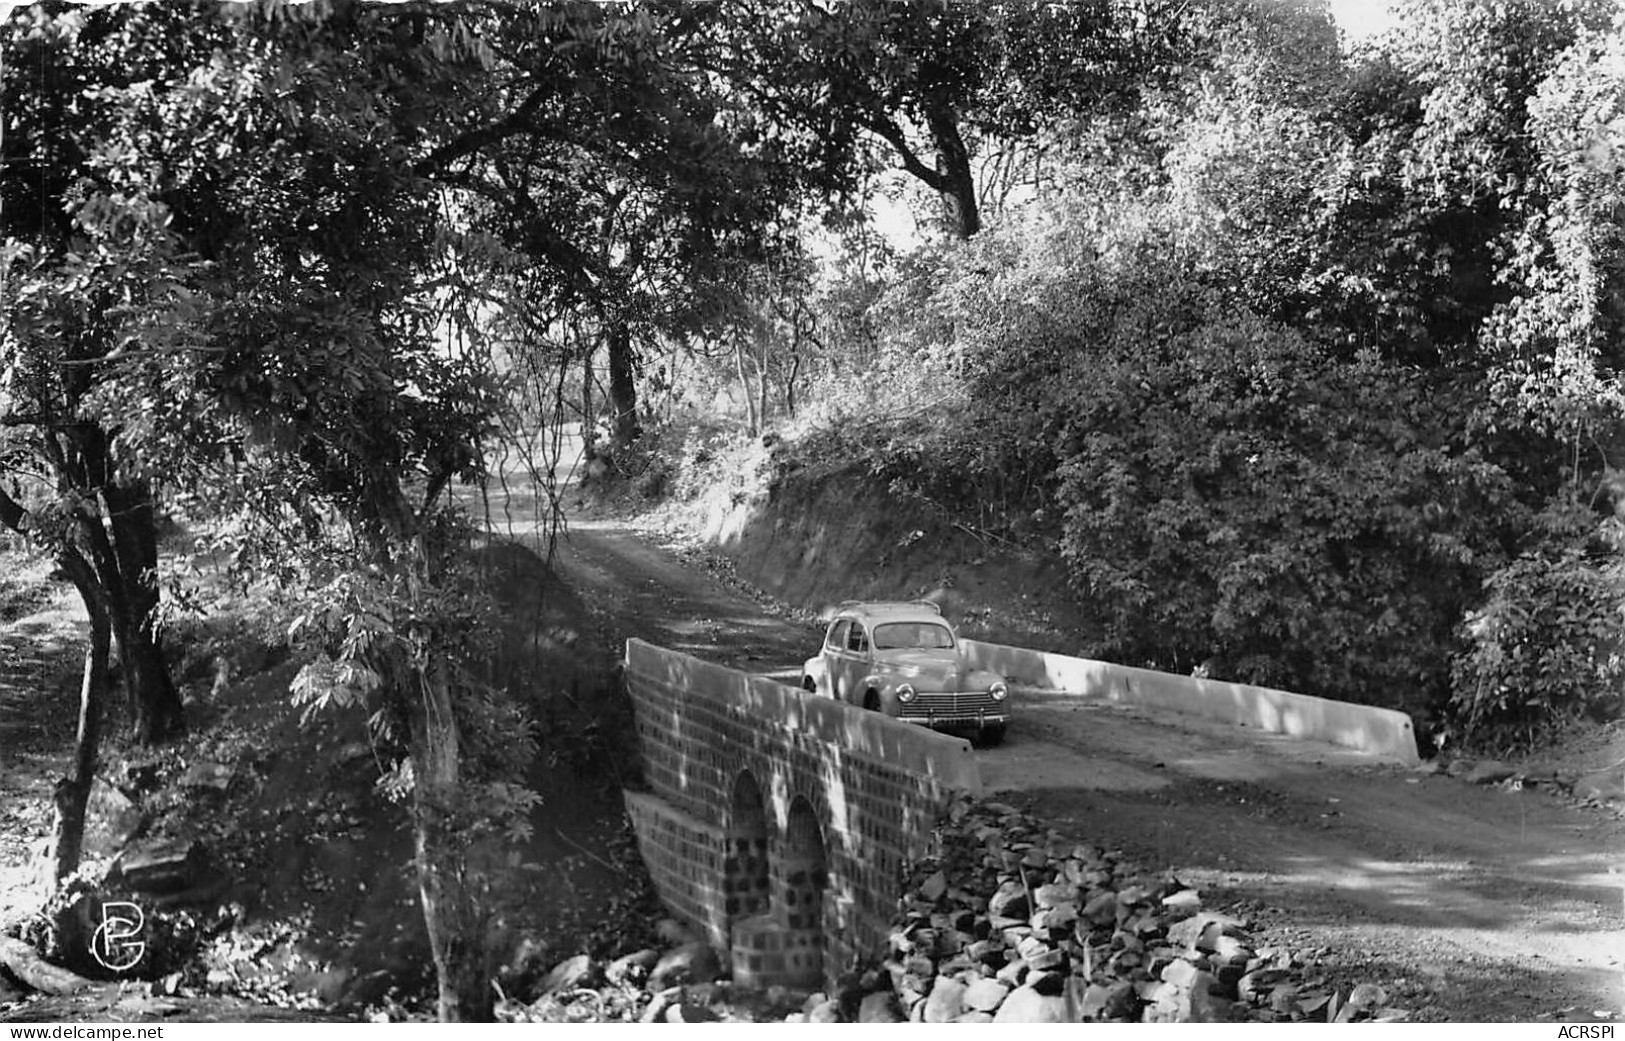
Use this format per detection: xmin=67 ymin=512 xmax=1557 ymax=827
xmin=89 ymin=901 xmax=146 ymax=973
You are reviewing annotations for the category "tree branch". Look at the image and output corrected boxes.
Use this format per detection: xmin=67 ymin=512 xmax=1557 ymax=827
xmin=866 ymin=114 xmax=947 ymax=192
xmin=413 ymin=81 xmax=557 ymax=177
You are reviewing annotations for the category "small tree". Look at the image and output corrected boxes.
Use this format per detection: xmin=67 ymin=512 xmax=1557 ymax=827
xmin=0 ymin=206 xmax=194 ymax=744
xmin=0 ymin=186 xmax=207 ymax=882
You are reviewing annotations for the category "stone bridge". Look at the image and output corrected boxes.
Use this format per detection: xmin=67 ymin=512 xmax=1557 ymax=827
xmin=620 ymin=635 xmax=1418 ymax=992
xmin=620 ymin=639 xmax=982 ymax=990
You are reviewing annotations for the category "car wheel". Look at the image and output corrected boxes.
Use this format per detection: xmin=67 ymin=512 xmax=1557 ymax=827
xmin=802 ymin=676 xmax=817 ymax=694
xmin=863 ymin=690 xmax=880 ymax=712
xmin=978 ymin=724 xmax=1007 ymax=748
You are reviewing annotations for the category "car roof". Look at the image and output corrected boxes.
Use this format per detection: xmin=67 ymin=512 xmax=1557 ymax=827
xmin=835 ymin=600 xmax=949 ymax=624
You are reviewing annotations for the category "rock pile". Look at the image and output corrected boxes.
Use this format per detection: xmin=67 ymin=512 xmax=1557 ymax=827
xmin=859 ymin=795 xmax=1410 ymax=1024
xmin=494 ymin=795 xmax=1414 ymax=1024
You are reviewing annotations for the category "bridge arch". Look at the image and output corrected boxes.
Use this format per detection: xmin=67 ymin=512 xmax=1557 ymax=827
xmin=777 ymin=795 xmax=828 ymax=987
xmin=725 ymin=770 xmax=771 ymax=923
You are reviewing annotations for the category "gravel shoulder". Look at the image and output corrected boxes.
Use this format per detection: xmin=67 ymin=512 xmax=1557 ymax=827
xmin=558 ymin=519 xmax=1624 ymax=1023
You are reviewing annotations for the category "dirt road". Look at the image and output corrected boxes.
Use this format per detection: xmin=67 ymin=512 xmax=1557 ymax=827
xmin=556 ymin=518 xmax=1624 ymax=1023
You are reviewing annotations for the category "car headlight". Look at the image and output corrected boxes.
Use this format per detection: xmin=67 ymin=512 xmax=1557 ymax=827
xmin=990 ymin=681 xmax=1008 ymax=701
xmin=897 ymin=683 xmax=916 ymax=703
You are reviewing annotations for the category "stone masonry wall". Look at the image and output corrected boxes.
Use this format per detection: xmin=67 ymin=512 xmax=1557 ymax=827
xmin=621 ymin=638 xmax=983 ymax=987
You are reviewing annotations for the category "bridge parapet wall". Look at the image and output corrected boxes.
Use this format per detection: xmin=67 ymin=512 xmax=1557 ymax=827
xmin=622 ymin=639 xmax=982 ymax=986
xmin=960 ymin=638 xmax=1420 ymax=764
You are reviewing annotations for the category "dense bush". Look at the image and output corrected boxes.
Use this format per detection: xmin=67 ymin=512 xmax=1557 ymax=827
xmin=1449 ymin=522 xmax=1625 ymax=752
xmin=955 ymin=244 xmax=1528 ymax=719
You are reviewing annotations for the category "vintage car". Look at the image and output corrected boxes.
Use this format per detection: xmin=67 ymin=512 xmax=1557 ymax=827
xmin=800 ymin=600 xmax=1009 ymax=746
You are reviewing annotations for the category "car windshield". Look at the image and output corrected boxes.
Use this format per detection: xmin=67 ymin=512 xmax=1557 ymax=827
xmin=872 ymin=622 xmax=955 ymax=651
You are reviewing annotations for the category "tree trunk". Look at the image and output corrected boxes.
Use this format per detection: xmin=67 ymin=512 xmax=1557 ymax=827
xmin=579 ymin=344 xmax=598 ymax=466
xmin=46 ymin=551 xmax=111 ymax=889
xmin=96 ymin=479 xmax=183 ymax=744
xmin=785 ymin=351 xmax=801 ymax=418
xmin=926 ymin=101 xmax=981 ymax=239
xmin=757 ymin=341 xmax=770 ymax=433
xmin=119 ymin=628 xmax=183 ymax=745
xmin=735 ymin=339 xmax=759 ymax=436
xmin=411 ymin=668 xmax=490 ymax=1022
xmin=605 ymin=320 xmax=640 ymax=451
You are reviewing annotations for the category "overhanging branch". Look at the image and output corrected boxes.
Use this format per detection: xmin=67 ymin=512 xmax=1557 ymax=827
xmin=867 ymin=115 xmax=947 ymax=192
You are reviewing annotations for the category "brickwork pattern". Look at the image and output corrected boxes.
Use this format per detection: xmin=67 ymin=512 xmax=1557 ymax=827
xmin=623 ymin=791 xmax=731 ymax=950
xmin=622 ymin=639 xmax=983 ymax=987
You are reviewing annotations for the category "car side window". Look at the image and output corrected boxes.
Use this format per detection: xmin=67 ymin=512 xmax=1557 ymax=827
xmin=847 ymin=622 xmax=868 ymax=653
xmin=827 ymin=619 xmax=850 ymax=650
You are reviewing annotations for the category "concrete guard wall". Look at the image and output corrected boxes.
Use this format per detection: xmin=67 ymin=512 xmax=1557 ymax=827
xmin=621 ymin=638 xmax=983 ymax=984
xmin=961 ymin=638 xmax=1420 ymax=765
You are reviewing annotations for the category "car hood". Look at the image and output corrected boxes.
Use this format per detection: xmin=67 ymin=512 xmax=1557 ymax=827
xmin=878 ymin=649 xmax=999 ymax=686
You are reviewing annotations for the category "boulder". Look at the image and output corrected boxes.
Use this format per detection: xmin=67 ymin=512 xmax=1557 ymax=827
xmin=1077 ymin=980 xmax=1136 ymax=1021
xmin=963 ymin=977 xmax=1009 ymax=1012
xmin=924 ymin=977 xmax=967 ymax=1023
xmin=1211 ymin=933 xmax=1254 ymax=964
xmin=988 ymin=881 xmax=1028 ymax=918
xmin=1161 ymin=888 xmax=1202 ymax=915
xmin=1237 ymin=969 xmax=1288 ymax=1003
xmin=647 ymin=942 xmax=720 ymax=990
xmin=604 ymin=948 xmax=659 ymax=986
xmin=1269 ymin=983 xmax=1301 ymax=1015
xmin=992 ymin=985 xmax=1071 ymax=1023
xmin=1081 ymin=891 xmax=1118 ymax=926
xmin=1161 ymin=957 xmax=1200 ymax=988
xmin=858 ymin=991 xmax=905 ymax=1023
xmin=1144 ymin=971 xmax=1227 ymax=1024
xmin=536 ymin=954 xmax=596 ymax=997
xmin=1031 ymin=902 xmax=1078 ymax=931
xmin=108 ymin=838 xmax=205 ymax=894
xmin=807 ymin=1000 xmax=841 ymax=1023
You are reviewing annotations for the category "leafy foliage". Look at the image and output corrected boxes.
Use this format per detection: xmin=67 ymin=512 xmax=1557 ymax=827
xmin=1450 ymin=521 xmax=1625 ymax=752
xmin=700 ymin=0 xmax=1197 ymax=238
xmin=952 ymin=236 xmax=1521 ymax=713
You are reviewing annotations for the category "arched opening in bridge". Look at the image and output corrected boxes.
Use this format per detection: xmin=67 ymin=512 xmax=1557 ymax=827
xmin=777 ymin=796 xmax=828 ymax=988
xmin=725 ymin=771 xmax=771 ymax=922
